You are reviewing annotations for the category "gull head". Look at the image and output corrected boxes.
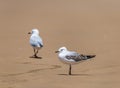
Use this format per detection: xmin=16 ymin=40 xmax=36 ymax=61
xmin=55 ymin=47 xmax=67 ymax=53
xmin=28 ymin=29 xmax=39 ymax=35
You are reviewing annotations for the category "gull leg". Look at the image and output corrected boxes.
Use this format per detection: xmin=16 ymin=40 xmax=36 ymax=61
xmin=33 ymin=49 xmax=39 ymax=58
xmin=33 ymin=48 xmax=36 ymax=54
xmin=33 ymin=48 xmax=37 ymax=58
xmin=69 ymin=64 xmax=72 ymax=75
xmin=30 ymin=48 xmax=40 ymax=58
xmin=33 ymin=48 xmax=36 ymax=56
xmin=35 ymin=49 xmax=39 ymax=58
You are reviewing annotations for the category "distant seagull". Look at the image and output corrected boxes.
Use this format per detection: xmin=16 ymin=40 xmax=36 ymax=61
xmin=55 ymin=47 xmax=96 ymax=75
xmin=28 ymin=29 xmax=43 ymax=58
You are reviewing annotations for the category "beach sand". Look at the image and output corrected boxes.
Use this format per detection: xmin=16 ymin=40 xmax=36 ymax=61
xmin=0 ymin=0 xmax=120 ymax=88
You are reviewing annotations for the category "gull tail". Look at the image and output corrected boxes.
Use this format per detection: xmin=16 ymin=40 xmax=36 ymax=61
xmin=86 ymin=55 xmax=96 ymax=59
xmin=81 ymin=55 xmax=96 ymax=60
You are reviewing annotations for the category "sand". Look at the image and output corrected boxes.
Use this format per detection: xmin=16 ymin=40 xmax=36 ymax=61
xmin=0 ymin=0 xmax=120 ymax=88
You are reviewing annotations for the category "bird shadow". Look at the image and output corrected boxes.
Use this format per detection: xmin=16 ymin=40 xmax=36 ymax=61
xmin=58 ymin=73 xmax=92 ymax=76
xmin=29 ymin=56 xmax=42 ymax=59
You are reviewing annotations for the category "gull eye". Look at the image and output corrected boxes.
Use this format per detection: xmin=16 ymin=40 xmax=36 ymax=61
xmin=61 ymin=49 xmax=64 ymax=51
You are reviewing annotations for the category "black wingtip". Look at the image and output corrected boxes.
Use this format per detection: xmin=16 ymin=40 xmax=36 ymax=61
xmin=87 ymin=55 xmax=96 ymax=59
xmin=40 ymin=44 xmax=43 ymax=47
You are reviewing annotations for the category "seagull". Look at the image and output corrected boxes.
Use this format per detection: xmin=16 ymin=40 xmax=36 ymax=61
xmin=55 ymin=47 xmax=96 ymax=75
xmin=28 ymin=29 xmax=43 ymax=58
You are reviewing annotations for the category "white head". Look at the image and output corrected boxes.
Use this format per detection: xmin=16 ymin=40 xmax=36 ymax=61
xmin=28 ymin=28 xmax=39 ymax=35
xmin=55 ymin=47 xmax=67 ymax=53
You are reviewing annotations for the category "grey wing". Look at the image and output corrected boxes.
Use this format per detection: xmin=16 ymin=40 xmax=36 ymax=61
xmin=37 ymin=36 xmax=43 ymax=47
xmin=65 ymin=51 xmax=95 ymax=62
xmin=30 ymin=35 xmax=43 ymax=47
xmin=65 ymin=51 xmax=83 ymax=62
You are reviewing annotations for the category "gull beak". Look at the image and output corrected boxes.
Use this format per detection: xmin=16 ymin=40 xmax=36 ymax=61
xmin=55 ymin=51 xmax=59 ymax=53
xmin=28 ymin=32 xmax=31 ymax=34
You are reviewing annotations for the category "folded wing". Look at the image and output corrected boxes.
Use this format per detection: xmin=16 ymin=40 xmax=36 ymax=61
xmin=30 ymin=35 xmax=43 ymax=47
xmin=65 ymin=51 xmax=95 ymax=62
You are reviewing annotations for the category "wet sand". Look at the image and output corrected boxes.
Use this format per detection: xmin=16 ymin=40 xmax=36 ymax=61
xmin=0 ymin=0 xmax=120 ymax=88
